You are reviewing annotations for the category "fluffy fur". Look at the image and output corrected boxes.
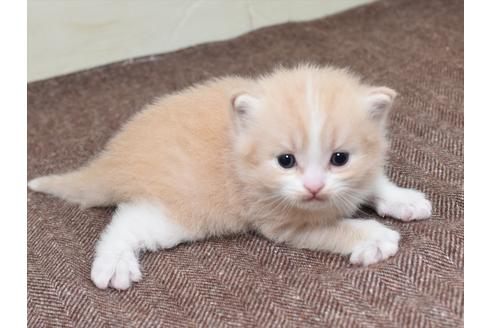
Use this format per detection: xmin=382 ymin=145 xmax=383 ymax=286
xmin=28 ymin=65 xmax=432 ymax=290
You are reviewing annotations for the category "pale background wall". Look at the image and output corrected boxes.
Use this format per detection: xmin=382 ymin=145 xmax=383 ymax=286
xmin=28 ymin=0 xmax=375 ymax=82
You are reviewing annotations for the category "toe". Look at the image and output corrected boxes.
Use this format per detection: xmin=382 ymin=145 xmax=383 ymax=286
xmin=110 ymin=272 xmax=131 ymax=290
xmin=91 ymin=256 xmax=115 ymax=289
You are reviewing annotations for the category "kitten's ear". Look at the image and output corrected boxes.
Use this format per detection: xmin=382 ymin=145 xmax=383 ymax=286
xmin=365 ymin=86 xmax=397 ymax=124
xmin=231 ymin=93 xmax=260 ymax=131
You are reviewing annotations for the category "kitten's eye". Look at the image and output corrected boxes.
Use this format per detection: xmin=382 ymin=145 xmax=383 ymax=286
xmin=330 ymin=152 xmax=349 ymax=166
xmin=277 ymin=154 xmax=296 ymax=169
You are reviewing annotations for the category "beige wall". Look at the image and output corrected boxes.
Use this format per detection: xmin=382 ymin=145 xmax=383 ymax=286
xmin=28 ymin=0 xmax=375 ymax=82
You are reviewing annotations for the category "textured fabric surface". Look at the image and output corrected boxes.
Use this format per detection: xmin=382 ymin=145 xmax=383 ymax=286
xmin=27 ymin=0 xmax=463 ymax=326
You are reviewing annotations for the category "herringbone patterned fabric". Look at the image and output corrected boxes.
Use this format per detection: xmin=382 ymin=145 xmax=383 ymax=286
xmin=27 ymin=0 xmax=463 ymax=326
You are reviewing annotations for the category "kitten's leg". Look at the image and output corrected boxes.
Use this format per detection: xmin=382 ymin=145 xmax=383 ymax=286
xmin=91 ymin=200 xmax=194 ymax=290
xmin=370 ymin=174 xmax=432 ymax=221
xmin=260 ymin=219 xmax=400 ymax=266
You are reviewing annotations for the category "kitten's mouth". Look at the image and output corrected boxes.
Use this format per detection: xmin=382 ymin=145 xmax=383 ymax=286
xmin=303 ymin=195 xmax=325 ymax=202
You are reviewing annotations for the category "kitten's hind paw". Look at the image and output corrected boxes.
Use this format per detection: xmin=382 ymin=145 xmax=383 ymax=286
xmin=91 ymin=251 xmax=142 ymax=290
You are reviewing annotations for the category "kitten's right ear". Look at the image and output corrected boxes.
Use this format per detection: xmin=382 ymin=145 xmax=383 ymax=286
xmin=364 ymin=86 xmax=397 ymax=125
xmin=231 ymin=93 xmax=260 ymax=131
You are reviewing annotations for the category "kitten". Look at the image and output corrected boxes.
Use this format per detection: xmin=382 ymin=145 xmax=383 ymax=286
xmin=28 ymin=65 xmax=432 ymax=290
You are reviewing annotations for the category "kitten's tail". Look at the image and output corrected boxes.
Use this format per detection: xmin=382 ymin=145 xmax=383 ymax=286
xmin=28 ymin=161 xmax=119 ymax=208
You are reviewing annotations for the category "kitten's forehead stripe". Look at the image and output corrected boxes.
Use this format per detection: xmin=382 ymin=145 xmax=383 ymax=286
xmin=305 ymin=75 xmax=326 ymax=165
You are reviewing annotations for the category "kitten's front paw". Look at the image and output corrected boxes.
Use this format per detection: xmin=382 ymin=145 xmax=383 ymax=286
xmin=349 ymin=221 xmax=400 ymax=266
xmin=91 ymin=251 xmax=142 ymax=290
xmin=376 ymin=188 xmax=432 ymax=221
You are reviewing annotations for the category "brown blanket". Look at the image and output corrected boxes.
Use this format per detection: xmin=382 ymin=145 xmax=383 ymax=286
xmin=27 ymin=0 xmax=463 ymax=326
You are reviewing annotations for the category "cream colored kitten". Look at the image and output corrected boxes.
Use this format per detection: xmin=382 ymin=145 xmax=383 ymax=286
xmin=28 ymin=65 xmax=432 ymax=290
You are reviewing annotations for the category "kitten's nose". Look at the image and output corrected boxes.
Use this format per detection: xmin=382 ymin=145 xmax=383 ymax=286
xmin=303 ymin=182 xmax=325 ymax=195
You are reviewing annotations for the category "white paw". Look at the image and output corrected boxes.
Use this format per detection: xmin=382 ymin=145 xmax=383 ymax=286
xmin=91 ymin=251 xmax=142 ymax=290
xmin=349 ymin=221 xmax=400 ymax=266
xmin=376 ymin=188 xmax=432 ymax=221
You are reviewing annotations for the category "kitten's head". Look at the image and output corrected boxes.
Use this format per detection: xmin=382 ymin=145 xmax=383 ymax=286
xmin=230 ymin=65 xmax=396 ymax=215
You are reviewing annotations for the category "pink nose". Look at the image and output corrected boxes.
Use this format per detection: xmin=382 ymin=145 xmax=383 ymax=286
xmin=303 ymin=182 xmax=325 ymax=195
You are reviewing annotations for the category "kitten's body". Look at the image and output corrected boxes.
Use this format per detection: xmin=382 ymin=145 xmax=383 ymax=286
xmin=29 ymin=65 xmax=431 ymax=290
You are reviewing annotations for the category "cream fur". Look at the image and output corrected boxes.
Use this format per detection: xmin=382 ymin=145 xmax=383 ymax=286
xmin=29 ymin=65 xmax=432 ymax=290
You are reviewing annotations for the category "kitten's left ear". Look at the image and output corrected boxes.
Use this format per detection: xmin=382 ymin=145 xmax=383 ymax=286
xmin=365 ymin=86 xmax=397 ymax=124
xmin=231 ymin=92 xmax=260 ymax=132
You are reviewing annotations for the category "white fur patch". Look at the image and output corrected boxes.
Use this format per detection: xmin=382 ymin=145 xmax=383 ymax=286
xmin=305 ymin=76 xmax=324 ymax=164
xmin=91 ymin=200 xmax=193 ymax=290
